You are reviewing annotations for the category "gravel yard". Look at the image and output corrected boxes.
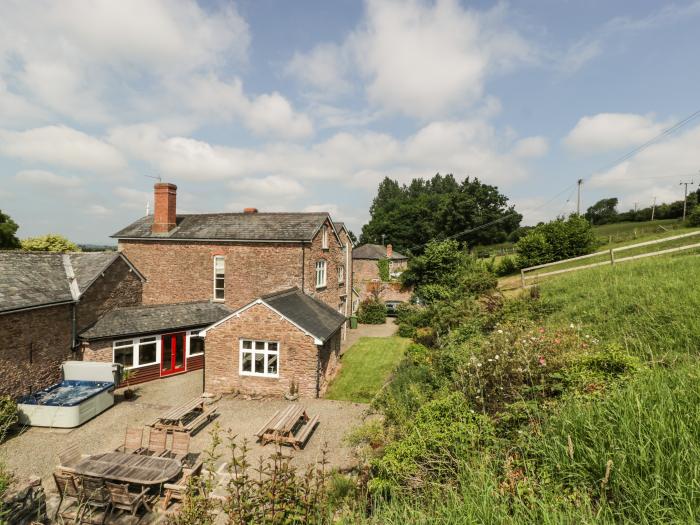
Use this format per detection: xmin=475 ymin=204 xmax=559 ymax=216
xmin=0 ymin=370 xmax=367 ymax=495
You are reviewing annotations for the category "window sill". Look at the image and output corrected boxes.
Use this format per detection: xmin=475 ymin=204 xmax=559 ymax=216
xmin=315 ymin=285 xmax=327 ymax=291
xmin=239 ymin=372 xmax=280 ymax=379
xmin=187 ymin=353 xmax=204 ymax=358
xmin=212 ymin=298 xmax=226 ymax=303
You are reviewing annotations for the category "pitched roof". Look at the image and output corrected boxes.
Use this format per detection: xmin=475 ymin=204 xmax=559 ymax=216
xmin=80 ymin=301 xmax=232 ymax=340
xmin=0 ymin=251 xmax=142 ymax=314
xmin=352 ymin=244 xmax=408 ymax=260
xmin=202 ymin=287 xmax=346 ymax=343
xmin=112 ymin=213 xmax=330 ymax=242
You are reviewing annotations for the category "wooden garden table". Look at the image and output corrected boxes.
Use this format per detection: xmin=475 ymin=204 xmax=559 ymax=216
xmin=255 ymin=405 xmax=319 ymax=450
xmin=63 ymin=451 xmax=181 ymax=485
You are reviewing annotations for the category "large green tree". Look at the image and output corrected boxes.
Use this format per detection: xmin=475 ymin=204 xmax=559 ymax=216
xmin=0 ymin=210 xmax=20 ymax=249
xmin=21 ymin=234 xmax=80 ymax=252
xmin=360 ymin=174 xmax=521 ymax=253
xmin=585 ymin=198 xmax=619 ymax=225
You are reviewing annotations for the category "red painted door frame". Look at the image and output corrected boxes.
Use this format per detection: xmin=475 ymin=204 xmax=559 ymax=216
xmin=161 ymin=332 xmax=187 ymax=376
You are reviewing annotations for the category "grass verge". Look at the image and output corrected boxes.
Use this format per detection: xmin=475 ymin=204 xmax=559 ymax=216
xmin=325 ymin=337 xmax=410 ymax=403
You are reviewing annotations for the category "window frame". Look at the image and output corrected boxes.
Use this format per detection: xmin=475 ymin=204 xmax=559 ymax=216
xmin=112 ymin=336 xmax=161 ymax=370
xmin=186 ymin=330 xmax=205 ymax=357
xmin=315 ymin=259 xmax=327 ymax=288
xmin=239 ymin=339 xmax=280 ymax=378
xmin=213 ymin=255 xmax=225 ymax=302
xmin=321 ymin=225 xmax=329 ymax=250
xmin=337 ymin=264 xmax=345 ymax=284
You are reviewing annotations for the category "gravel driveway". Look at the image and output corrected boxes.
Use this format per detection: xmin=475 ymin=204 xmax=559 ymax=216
xmin=0 ymin=370 xmax=367 ymax=494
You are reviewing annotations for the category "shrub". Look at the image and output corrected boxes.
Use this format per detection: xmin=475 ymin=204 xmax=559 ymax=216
xmin=0 ymin=396 xmax=18 ymax=443
xmin=357 ymin=299 xmax=387 ymax=324
xmin=494 ymin=255 xmax=518 ymax=276
xmin=687 ymin=205 xmax=700 ymax=226
xmin=21 ymin=233 xmax=80 ymax=252
xmin=397 ymin=323 xmax=416 ymax=338
xmin=517 ymin=215 xmax=596 ymax=268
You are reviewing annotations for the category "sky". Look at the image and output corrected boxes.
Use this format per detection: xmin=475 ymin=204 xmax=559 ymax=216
xmin=1 ymin=0 xmax=700 ymax=244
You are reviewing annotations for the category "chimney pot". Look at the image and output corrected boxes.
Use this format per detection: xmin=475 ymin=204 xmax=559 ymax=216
xmin=152 ymin=182 xmax=177 ymax=233
xmin=386 ymin=244 xmax=393 ymax=258
xmin=243 ymin=207 xmax=258 ymax=214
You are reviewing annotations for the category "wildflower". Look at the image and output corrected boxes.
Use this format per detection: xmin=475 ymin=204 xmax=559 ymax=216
xmin=497 ymin=329 xmax=503 ymax=334
xmin=538 ymin=356 xmax=546 ymax=366
xmin=569 ymin=323 xmax=575 ymax=329
xmin=554 ymin=338 xmax=561 ymax=344
xmin=477 ymin=363 xmax=482 ymax=368
xmin=488 ymin=358 xmax=493 ymax=362
xmin=538 ymin=327 xmax=545 ymax=333
xmin=495 ymin=354 xmax=500 ymax=360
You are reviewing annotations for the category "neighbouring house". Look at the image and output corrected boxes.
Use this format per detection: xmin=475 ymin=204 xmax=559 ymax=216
xmin=80 ymin=302 xmax=232 ymax=386
xmin=76 ymin=182 xmax=352 ymax=397
xmin=352 ymin=243 xmax=412 ymax=303
xmin=0 ymin=251 xmax=143 ymax=398
xmin=200 ymin=287 xmax=346 ymax=397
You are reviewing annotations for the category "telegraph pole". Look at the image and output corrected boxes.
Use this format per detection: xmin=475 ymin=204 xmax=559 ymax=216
xmin=634 ymin=202 xmax=638 ymax=213
xmin=651 ymin=196 xmax=657 ymax=221
xmin=680 ymin=180 xmax=695 ymax=221
xmin=576 ymin=179 xmax=583 ymax=215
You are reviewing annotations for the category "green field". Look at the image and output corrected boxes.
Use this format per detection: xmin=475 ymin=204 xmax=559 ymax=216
xmin=325 ymin=336 xmax=410 ymax=403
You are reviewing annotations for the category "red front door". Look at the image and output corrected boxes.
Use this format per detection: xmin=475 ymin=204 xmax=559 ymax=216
xmin=161 ymin=332 xmax=186 ymax=376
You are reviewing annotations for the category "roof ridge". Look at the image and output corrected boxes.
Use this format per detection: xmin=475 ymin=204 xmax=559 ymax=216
xmin=112 ymin=300 xmax=228 ymax=312
xmin=261 ymin=287 xmax=300 ymax=300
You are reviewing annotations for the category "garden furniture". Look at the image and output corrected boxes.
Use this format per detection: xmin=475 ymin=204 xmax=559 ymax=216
xmin=61 ymin=451 xmax=182 ymax=486
xmin=105 ymin=481 xmax=151 ymax=521
xmin=161 ymin=458 xmax=204 ymax=510
xmin=52 ymin=471 xmax=82 ymax=521
xmin=149 ymin=395 xmax=217 ymax=434
xmin=255 ymin=405 xmax=319 ymax=450
xmin=79 ymin=476 xmax=111 ymax=525
xmin=115 ymin=426 xmax=145 ymax=454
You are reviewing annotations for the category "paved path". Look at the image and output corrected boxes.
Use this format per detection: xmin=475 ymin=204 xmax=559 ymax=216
xmin=341 ymin=318 xmax=397 ymax=355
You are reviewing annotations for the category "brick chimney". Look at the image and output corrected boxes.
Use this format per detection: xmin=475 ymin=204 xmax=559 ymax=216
xmin=243 ymin=207 xmax=258 ymax=214
xmin=386 ymin=244 xmax=393 ymax=258
xmin=152 ymin=182 xmax=177 ymax=233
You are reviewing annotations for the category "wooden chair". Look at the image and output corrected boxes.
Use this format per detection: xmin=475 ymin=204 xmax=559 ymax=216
xmin=166 ymin=432 xmax=190 ymax=462
xmin=117 ymin=426 xmax=145 ymax=453
xmin=79 ymin=476 xmax=111 ymax=525
xmin=58 ymin=443 xmax=82 ymax=469
xmin=162 ymin=459 xmax=204 ymax=510
xmin=105 ymin=482 xmax=150 ymax=521
xmin=146 ymin=428 xmax=168 ymax=456
xmin=53 ymin=470 xmax=82 ymax=521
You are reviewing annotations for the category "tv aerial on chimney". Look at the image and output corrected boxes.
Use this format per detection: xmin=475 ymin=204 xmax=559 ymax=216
xmin=144 ymin=174 xmax=162 ymax=182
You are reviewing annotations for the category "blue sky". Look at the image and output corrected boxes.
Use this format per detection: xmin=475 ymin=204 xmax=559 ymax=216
xmin=1 ymin=0 xmax=700 ymax=244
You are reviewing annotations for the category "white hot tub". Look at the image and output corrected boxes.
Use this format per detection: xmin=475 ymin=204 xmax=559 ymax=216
xmin=17 ymin=361 xmax=122 ymax=428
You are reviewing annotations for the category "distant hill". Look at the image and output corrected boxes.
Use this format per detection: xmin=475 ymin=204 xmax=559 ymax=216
xmin=78 ymin=244 xmax=117 ymax=252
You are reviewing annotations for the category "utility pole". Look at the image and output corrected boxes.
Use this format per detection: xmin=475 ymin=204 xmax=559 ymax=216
xmin=651 ymin=196 xmax=657 ymax=221
xmin=576 ymin=178 xmax=583 ymax=215
xmin=381 ymin=233 xmax=386 ymax=246
xmin=634 ymin=202 xmax=638 ymax=213
xmin=680 ymin=180 xmax=695 ymax=221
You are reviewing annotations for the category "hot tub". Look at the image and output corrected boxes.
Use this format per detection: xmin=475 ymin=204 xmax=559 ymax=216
xmin=18 ymin=361 xmax=122 ymax=428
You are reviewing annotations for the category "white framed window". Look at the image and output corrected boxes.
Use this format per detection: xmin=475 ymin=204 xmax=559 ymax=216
xmin=322 ymin=225 xmax=329 ymax=249
xmin=315 ymin=260 xmax=327 ymax=288
xmin=338 ymin=264 xmax=345 ymax=284
xmin=187 ymin=330 xmax=205 ymax=357
xmin=213 ymin=256 xmax=225 ymax=301
xmin=239 ymin=339 xmax=279 ymax=377
xmin=113 ymin=336 xmax=160 ymax=369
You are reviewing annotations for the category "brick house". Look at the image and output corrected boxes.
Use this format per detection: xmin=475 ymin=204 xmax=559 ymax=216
xmin=353 ymin=243 xmax=412 ymax=303
xmin=83 ymin=182 xmax=353 ymax=397
xmin=0 ymin=251 xmax=143 ymax=398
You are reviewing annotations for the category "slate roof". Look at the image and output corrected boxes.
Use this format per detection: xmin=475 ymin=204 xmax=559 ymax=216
xmin=262 ymin=288 xmax=346 ymax=342
xmin=0 ymin=251 xmax=139 ymax=314
xmin=80 ymin=301 xmax=232 ymax=340
xmin=112 ymin=213 xmax=330 ymax=242
xmin=352 ymin=243 xmax=408 ymax=260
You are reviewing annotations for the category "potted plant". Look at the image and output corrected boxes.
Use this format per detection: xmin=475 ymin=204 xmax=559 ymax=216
xmin=284 ymin=378 xmax=299 ymax=401
xmin=121 ymin=368 xmax=136 ymax=401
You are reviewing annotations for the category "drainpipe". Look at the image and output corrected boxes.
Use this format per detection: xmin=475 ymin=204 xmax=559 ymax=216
xmin=315 ymin=346 xmax=321 ymax=398
xmin=301 ymin=244 xmax=306 ymax=292
xmin=70 ymin=302 xmax=77 ymax=352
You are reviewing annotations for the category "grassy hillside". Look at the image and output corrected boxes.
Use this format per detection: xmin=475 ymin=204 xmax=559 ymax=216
xmin=346 ymin=253 xmax=700 ymax=524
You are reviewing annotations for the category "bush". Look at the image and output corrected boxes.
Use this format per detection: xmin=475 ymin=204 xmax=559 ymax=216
xmin=377 ymin=258 xmax=390 ymax=281
xmin=494 ymin=255 xmax=518 ymax=276
xmin=358 ymin=298 xmax=387 ymax=324
xmin=21 ymin=233 xmax=80 ymax=252
xmin=687 ymin=205 xmax=700 ymax=226
xmin=517 ymin=215 xmax=596 ymax=268
xmin=397 ymin=323 xmax=416 ymax=338
xmin=0 ymin=396 xmax=18 ymax=443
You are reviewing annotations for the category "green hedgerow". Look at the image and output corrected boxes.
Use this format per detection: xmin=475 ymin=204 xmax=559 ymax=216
xmin=357 ymin=298 xmax=387 ymax=324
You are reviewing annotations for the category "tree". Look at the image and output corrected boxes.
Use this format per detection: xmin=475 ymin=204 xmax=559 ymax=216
xmin=21 ymin=234 xmax=80 ymax=252
xmin=585 ymin=198 xmax=619 ymax=225
xmin=0 ymin=210 xmax=20 ymax=249
xmin=516 ymin=215 xmax=596 ymax=268
xmin=360 ymin=174 xmax=521 ymax=253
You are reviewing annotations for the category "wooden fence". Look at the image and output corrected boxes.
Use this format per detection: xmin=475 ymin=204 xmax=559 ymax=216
xmin=520 ymin=230 xmax=700 ymax=288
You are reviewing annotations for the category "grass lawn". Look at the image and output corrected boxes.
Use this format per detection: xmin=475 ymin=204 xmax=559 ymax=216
xmin=325 ymin=336 xmax=410 ymax=403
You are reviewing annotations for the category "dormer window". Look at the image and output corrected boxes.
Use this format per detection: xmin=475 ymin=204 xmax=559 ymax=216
xmin=213 ymin=256 xmax=225 ymax=301
xmin=322 ymin=225 xmax=329 ymax=250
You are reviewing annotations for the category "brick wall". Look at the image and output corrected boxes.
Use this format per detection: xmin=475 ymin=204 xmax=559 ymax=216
xmin=302 ymin=218 xmax=344 ymax=313
xmin=353 ymin=258 xmax=412 ymax=302
xmin=204 ymin=302 xmax=322 ymax=397
xmin=76 ymin=257 xmax=143 ymax=333
xmin=318 ymin=330 xmax=341 ymax=394
xmin=0 ymin=304 xmax=74 ymax=398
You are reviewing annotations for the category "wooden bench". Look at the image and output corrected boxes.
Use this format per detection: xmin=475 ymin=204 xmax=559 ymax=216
xmin=150 ymin=396 xmax=217 ymax=435
xmin=256 ymin=405 xmax=319 ymax=450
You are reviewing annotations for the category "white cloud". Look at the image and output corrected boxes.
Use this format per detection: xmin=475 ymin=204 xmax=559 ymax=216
xmin=113 ymin=187 xmax=151 ymax=211
xmin=0 ymin=126 xmax=128 ymax=173
xmin=15 ymin=170 xmax=82 ymax=188
xmin=564 ymin=113 xmax=666 ymax=154
xmin=512 ymin=136 xmax=549 ymax=158
xmin=234 ymin=176 xmax=305 ymax=197
xmin=287 ymin=0 xmax=534 ymax=119
xmin=85 ymin=204 xmax=112 ymax=216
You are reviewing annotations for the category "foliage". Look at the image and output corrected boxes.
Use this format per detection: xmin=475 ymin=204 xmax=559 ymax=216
xmin=21 ymin=233 xmax=80 ymax=252
xmin=687 ymin=205 xmax=700 ymax=226
xmin=516 ymin=214 xmax=596 ymax=268
xmin=357 ymin=298 xmax=387 ymax=324
xmin=376 ymin=258 xmax=390 ymax=281
xmin=325 ymin=337 xmax=410 ymax=403
xmin=494 ymin=255 xmax=519 ymax=276
xmin=585 ymin=197 xmax=619 ymax=225
xmin=0 ymin=396 xmax=18 ymax=444
xmin=0 ymin=210 xmax=20 ymax=249
xmin=360 ymin=174 xmax=521 ymax=253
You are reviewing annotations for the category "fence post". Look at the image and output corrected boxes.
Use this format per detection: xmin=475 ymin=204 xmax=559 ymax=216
xmin=609 ymin=248 xmax=615 ymax=265
xmin=520 ymin=269 xmax=526 ymax=288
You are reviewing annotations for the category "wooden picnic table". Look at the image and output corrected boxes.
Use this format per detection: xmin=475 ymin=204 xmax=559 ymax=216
xmin=150 ymin=396 xmax=217 ymax=433
xmin=256 ymin=405 xmax=319 ymax=450
xmin=63 ymin=452 xmax=182 ymax=485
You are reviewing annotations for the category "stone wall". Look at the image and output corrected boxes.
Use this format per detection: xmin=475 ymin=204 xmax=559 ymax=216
xmin=353 ymin=259 xmax=412 ymax=303
xmin=1 ymin=476 xmax=47 ymax=525
xmin=318 ymin=330 xmax=341 ymax=394
xmin=76 ymin=256 xmax=143 ymax=333
xmin=302 ymin=219 xmax=344 ymax=312
xmin=204 ymin=303 xmax=321 ymax=397
xmin=0 ymin=304 xmax=74 ymax=398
